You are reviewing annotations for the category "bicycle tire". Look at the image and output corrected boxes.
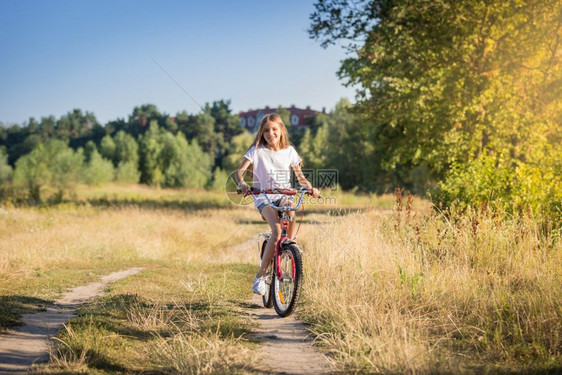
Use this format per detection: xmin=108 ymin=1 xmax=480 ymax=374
xmin=260 ymin=240 xmax=274 ymax=308
xmin=273 ymin=243 xmax=303 ymax=317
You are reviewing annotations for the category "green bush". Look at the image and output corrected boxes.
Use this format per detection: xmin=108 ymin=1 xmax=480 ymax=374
xmin=13 ymin=140 xmax=83 ymax=202
xmin=435 ymin=152 xmax=561 ymax=225
xmin=13 ymin=144 xmax=51 ymax=202
xmin=83 ymin=150 xmax=114 ymax=186
xmin=208 ymin=167 xmax=227 ymax=191
xmin=115 ymin=161 xmax=140 ymax=184
xmin=162 ymin=133 xmax=212 ymax=189
xmin=50 ymin=145 xmax=83 ymax=201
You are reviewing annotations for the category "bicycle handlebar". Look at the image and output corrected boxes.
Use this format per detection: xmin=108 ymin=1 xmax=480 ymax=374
xmin=236 ymin=186 xmax=318 ymax=212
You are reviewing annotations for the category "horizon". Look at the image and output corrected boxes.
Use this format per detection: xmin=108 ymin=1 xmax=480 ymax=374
xmin=0 ymin=102 xmax=333 ymax=128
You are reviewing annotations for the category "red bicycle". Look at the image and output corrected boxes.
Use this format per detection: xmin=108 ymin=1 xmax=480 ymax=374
xmin=240 ymin=187 xmax=313 ymax=317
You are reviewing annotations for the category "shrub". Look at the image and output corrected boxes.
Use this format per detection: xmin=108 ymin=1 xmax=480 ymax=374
xmin=207 ymin=168 xmax=227 ymax=191
xmin=83 ymin=150 xmax=114 ymax=186
xmin=435 ymin=152 xmax=561 ymax=225
xmin=13 ymin=140 xmax=82 ymax=202
xmin=115 ymin=161 xmax=140 ymax=184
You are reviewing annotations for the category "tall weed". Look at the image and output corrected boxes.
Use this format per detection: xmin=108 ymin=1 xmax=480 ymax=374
xmin=299 ymin=197 xmax=562 ymax=373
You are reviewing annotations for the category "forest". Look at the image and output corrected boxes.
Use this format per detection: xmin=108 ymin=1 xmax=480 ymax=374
xmin=0 ymin=100 xmax=358 ymax=200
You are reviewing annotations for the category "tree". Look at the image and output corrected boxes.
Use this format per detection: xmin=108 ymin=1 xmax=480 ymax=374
xmin=210 ymin=100 xmax=242 ymax=145
xmin=13 ymin=144 xmax=50 ymax=202
xmin=208 ymin=167 xmax=228 ymax=191
xmin=0 ymin=148 xmax=13 ymax=199
xmin=115 ymin=160 xmax=140 ymax=184
xmin=310 ymin=0 xmax=562 ymax=195
xmin=57 ymin=109 xmax=99 ymax=148
xmin=113 ymin=131 xmax=139 ymax=166
xmin=161 ymin=132 xmax=213 ymax=188
xmin=183 ymin=139 xmax=212 ymax=188
xmin=13 ymin=140 xmax=82 ymax=202
xmin=84 ymin=141 xmax=97 ymax=164
xmin=299 ymin=127 xmax=327 ymax=170
xmin=112 ymin=131 xmax=140 ymax=183
xmin=164 ymin=116 xmax=178 ymax=134
xmin=222 ymin=131 xmax=254 ymax=173
xmin=100 ymin=134 xmax=116 ymax=162
xmin=183 ymin=112 xmax=217 ymax=156
xmin=160 ymin=132 xmax=179 ymax=181
xmin=210 ymin=100 xmax=243 ymax=167
xmin=49 ymin=142 xmax=83 ymax=201
xmin=84 ymin=149 xmax=114 ymax=186
xmin=276 ymin=107 xmax=291 ymax=130
xmin=292 ymin=111 xmax=328 ymax=148
xmin=138 ymin=121 xmax=165 ymax=185
xmin=128 ymin=104 xmax=165 ymax=137
xmin=298 ymin=99 xmax=374 ymax=190
xmin=2 ymin=117 xmax=52 ymax=166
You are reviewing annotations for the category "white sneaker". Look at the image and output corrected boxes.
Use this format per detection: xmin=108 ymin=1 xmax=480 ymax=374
xmin=252 ymin=276 xmax=266 ymax=296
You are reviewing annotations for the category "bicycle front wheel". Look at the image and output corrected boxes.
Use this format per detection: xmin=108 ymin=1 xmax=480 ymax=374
xmin=273 ymin=244 xmax=303 ymax=317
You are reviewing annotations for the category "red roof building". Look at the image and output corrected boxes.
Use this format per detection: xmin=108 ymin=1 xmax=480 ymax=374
xmin=238 ymin=105 xmax=324 ymax=132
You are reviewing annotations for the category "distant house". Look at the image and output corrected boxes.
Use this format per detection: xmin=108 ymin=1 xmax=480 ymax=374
xmin=238 ymin=105 xmax=324 ymax=132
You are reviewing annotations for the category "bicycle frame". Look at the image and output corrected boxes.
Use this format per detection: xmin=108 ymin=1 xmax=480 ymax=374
xmin=245 ymin=187 xmax=308 ymax=280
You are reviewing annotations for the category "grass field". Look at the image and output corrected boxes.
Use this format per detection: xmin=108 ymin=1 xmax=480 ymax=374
xmin=1 ymin=184 xmax=263 ymax=373
xmin=1 ymin=184 xmax=560 ymax=373
xmin=299 ymin=201 xmax=562 ymax=373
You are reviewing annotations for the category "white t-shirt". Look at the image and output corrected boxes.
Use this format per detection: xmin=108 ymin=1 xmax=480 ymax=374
xmin=243 ymin=144 xmax=302 ymax=208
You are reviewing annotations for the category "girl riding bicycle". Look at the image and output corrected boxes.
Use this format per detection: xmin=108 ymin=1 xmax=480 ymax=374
xmin=235 ymin=113 xmax=320 ymax=296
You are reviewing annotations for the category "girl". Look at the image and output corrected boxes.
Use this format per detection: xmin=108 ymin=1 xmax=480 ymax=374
xmin=236 ymin=113 xmax=320 ymax=295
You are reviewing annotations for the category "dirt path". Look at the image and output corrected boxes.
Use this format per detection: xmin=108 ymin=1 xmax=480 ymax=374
xmin=0 ymin=268 xmax=143 ymax=374
xmin=246 ymin=294 xmax=333 ymax=375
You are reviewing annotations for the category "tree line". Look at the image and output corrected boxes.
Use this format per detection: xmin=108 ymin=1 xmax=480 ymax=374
xmin=0 ymin=101 xmax=249 ymax=201
xmin=0 ymin=100 xmax=367 ymax=203
xmin=308 ymin=0 xmax=561 ymax=222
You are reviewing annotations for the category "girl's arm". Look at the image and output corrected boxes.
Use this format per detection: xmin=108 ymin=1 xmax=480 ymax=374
xmin=292 ymin=164 xmax=320 ymax=197
xmin=236 ymin=158 xmax=252 ymax=194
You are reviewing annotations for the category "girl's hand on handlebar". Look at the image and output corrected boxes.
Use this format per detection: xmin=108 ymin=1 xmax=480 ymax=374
xmin=239 ymin=182 xmax=250 ymax=195
xmin=310 ymin=187 xmax=320 ymax=198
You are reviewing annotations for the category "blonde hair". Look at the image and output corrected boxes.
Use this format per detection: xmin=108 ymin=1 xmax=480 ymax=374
xmin=251 ymin=113 xmax=291 ymax=149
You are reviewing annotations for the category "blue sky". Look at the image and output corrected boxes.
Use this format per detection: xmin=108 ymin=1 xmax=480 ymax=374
xmin=0 ymin=1 xmax=355 ymax=126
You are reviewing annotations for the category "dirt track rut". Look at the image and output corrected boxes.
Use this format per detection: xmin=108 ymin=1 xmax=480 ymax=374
xmin=0 ymin=268 xmax=143 ymax=374
xmin=246 ymin=294 xmax=333 ymax=375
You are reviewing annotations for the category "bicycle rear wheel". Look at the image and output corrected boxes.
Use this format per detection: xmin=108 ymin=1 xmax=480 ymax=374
xmin=260 ymin=240 xmax=274 ymax=308
xmin=273 ymin=243 xmax=303 ymax=317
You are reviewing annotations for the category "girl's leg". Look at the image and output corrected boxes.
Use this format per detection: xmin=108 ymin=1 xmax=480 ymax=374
xmin=257 ymin=205 xmax=281 ymax=277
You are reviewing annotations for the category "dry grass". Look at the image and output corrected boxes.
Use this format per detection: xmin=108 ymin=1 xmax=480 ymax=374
xmin=154 ymin=306 xmax=258 ymax=375
xmin=298 ymin=203 xmax=562 ymax=373
xmin=41 ymin=297 xmax=258 ymax=374
xmin=45 ymin=318 xmax=115 ymax=373
xmin=5 ymin=184 xmax=558 ymax=373
xmin=1 ymin=185 xmax=261 ymax=373
xmin=0 ymin=204 xmax=255 ymax=288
